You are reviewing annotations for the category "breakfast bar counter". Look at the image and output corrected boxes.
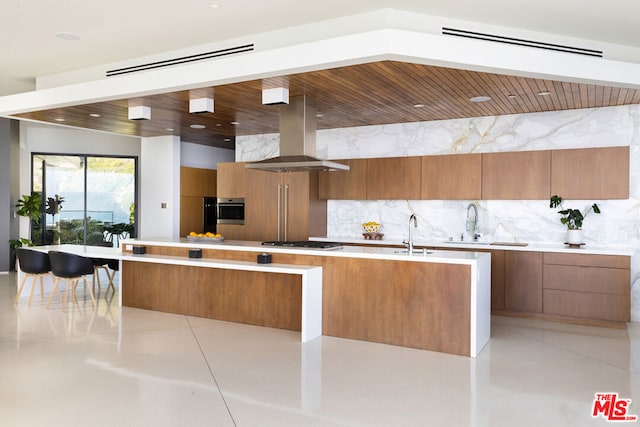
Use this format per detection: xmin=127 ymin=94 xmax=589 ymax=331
xmin=120 ymin=238 xmax=491 ymax=357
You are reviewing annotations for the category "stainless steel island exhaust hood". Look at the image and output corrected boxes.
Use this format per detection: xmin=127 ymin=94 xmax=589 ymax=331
xmin=246 ymin=95 xmax=349 ymax=172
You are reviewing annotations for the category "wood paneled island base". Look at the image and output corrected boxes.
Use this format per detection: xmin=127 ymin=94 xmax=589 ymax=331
xmin=121 ymin=239 xmax=491 ymax=357
xmin=122 ymin=262 xmax=303 ymax=331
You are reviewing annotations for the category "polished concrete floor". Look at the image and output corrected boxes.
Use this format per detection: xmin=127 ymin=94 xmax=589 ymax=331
xmin=1 ymin=271 xmax=640 ymax=427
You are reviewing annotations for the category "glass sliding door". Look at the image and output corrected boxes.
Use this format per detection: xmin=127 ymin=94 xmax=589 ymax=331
xmin=86 ymin=157 xmax=136 ymax=246
xmin=32 ymin=154 xmax=137 ymax=246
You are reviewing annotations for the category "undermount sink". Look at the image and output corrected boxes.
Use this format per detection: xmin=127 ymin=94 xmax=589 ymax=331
xmin=394 ymin=249 xmax=433 ymax=255
xmin=442 ymin=240 xmax=485 ymax=245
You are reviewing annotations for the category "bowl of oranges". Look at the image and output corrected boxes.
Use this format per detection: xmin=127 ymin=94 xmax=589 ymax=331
xmin=187 ymin=231 xmax=224 ymax=242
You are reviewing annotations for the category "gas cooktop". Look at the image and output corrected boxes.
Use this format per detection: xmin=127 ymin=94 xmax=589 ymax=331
xmin=261 ymin=240 xmax=343 ymax=250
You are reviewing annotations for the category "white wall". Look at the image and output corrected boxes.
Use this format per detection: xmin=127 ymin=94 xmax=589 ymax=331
xmin=180 ymin=141 xmax=234 ymax=169
xmin=139 ymin=136 xmax=180 ymax=238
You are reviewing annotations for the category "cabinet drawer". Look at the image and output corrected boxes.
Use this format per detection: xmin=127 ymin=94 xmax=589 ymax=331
xmin=543 ymin=289 xmax=630 ymax=322
xmin=543 ymin=253 xmax=630 ymax=269
xmin=543 ymin=265 xmax=629 ymax=295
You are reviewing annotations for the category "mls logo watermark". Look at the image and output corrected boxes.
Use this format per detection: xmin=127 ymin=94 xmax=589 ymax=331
xmin=592 ymin=393 xmax=638 ymax=422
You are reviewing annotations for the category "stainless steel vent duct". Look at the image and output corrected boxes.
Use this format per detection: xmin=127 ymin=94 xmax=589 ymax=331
xmin=246 ymin=95 xmax=349 ymax=172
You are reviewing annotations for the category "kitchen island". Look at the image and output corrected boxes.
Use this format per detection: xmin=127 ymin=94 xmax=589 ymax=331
xmin=120 ymin=238 xmax=491 ymax=357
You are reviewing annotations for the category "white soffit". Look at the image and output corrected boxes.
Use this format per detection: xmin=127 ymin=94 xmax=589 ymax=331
xmin=2 ymin=27 xmax=640 ymax=116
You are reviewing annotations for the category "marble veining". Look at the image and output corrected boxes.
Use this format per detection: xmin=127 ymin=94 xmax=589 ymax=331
xmin=236 ymin=104 xmax=640 ymax=320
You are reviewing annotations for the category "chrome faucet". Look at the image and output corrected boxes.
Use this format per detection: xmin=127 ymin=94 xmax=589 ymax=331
xmin=466 ymin=203 xmax=480 ymax=241
xmin=403 ymin=214 xmax=418 ymax=253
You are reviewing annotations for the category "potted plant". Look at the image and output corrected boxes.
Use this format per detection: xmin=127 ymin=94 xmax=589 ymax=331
xmin=549 ymin=195 xmax=601 ymax=244
xmin=9 ymin=192 xmax=42 ymax=270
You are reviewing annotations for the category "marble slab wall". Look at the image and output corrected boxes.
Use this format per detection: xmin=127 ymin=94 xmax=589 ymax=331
xmin=236 ymin=104 xmax=640 ymax=320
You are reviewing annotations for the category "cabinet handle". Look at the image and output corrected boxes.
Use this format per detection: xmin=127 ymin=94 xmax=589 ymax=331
xmin=277 ymin=184 xmax=282 ymax=241
xmin=284 ymin=184 xmax=289 ymax=241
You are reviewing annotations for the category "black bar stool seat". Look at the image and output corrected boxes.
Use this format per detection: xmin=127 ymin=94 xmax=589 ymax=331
xmin=47 ymin=251 xmax=97 ymax=309
xmin=14 ymin=248 xmax=61 ymax=306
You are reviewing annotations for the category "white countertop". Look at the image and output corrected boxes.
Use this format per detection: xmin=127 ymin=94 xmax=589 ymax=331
xmin=309 ymin=236 xmax=635 ymax=257
xmin=121 ymin=237 xmax=489 ymax=266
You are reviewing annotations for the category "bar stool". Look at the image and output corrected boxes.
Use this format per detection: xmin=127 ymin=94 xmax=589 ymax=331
xmin=14 ymin=248 xmax=60 ymax=306
xmin=47 ymin=251 xmax=97 ymax=309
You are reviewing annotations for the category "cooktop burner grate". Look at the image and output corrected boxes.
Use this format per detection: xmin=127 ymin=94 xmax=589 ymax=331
xmin=261 ymin=240 xmax=343 ymax=249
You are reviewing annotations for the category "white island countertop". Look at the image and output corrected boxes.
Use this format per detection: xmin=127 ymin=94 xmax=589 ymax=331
xmin=121 ymin=237 xmax=489 ymax=266
xmin=309 ymin=236 xmax=635 ymax=257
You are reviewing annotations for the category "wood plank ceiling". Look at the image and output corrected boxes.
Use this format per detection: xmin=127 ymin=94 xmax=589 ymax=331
xmin=14 ymin=60 xmax=640 ymax=149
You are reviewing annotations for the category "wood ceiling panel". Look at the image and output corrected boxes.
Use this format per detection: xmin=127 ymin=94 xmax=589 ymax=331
xmin=14 ymin=60 xmax=640 ymax=149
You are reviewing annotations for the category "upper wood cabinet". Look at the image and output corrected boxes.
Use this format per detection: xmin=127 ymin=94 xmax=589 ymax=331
xmin=318 ymin=159 xmax=367 ymax=200
xmin=216 ymin=162 xmax=246 ymax=198
xmin=366 ymin=157 xmax=421 ymax=200
xmin=180 ymin=167 xmax=217 ymax=197
xmin=421 ymin=154 xmax=482 ymax=199
xmin=482 ymin=150 xmax=551 ymax=200
xmin=551 ymin=146 xmax=629 ymax=199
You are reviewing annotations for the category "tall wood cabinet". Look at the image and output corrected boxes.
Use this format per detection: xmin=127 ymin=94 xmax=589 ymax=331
xmin=216 ymin=162 xmax=326 ymax=241
xmin=179 ymin=167 xmax=217 ymax=236
xmin=244 ymin=169 xmax=326 ymax=241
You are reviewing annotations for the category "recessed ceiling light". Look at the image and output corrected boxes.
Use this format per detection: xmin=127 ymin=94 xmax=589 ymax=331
xmin=413 ymin=103 xmax=425 ymax=108
xmin=537 ymin=91 xmax=552 ymax=96
xmin=165 ymin=128 xmax=174 ymax=132
xmin=507 ymin=95 xmax=517 ymax=99
xmin=55 ymin=32 xmax=80 ymax=41
xmin=230 ymin=121 xmax=239 ymax=125
xmin=190 ymin=124 xmax=206 ymax=129
xmin=209 ymin=3 xmax=221 ymax=8
xmin=215 ymin=123 xmax=222 ymax=127
xmin=316 ymin=114 xmax=324 ymax=118
xmin=89 ymin=113 xmax=100 ymax=118
xmin=54 ymin=117 xmax=65 ymax=122
xmin=224 ymin=138 xmax=231 ymax=142
xmin=469 ymin=96 xmax=492 ymax=103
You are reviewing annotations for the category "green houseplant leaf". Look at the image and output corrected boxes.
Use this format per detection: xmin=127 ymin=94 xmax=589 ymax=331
xmin=15 ymin=192 xmax=42 ymax=222
xmin=550 ymin=195 xmax=601 ymax=230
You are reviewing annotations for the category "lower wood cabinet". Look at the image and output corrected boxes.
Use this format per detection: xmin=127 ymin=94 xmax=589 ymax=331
xmin=542 ymin=253 xmax=630 ymax=322
xmin=504 ymin=251 xmax=543 ymax=313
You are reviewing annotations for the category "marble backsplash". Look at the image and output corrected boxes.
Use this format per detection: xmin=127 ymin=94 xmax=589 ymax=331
xmin=236 ymin=104 xmax=640 ymax=320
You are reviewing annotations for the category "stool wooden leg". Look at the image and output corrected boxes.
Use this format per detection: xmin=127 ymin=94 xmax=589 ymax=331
xmin=14 ymin=274 xmax=29 ymax=304
xmin=84 ymin=277 xmax=97 ymax=308
xmin=92 ymin=267 xmax=102 ymax=298
xmin=47 ymin=278 xmax=62 ymax=309
xmin=105 ymin=269 xmax=116 ymax=296
xmin=27 ymin=276 xmax=37 ymax=306
xmin=39 ymin=274 xmax=45 ymax=299
xmin=62 ymin=279 xmax=71 ymax=306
